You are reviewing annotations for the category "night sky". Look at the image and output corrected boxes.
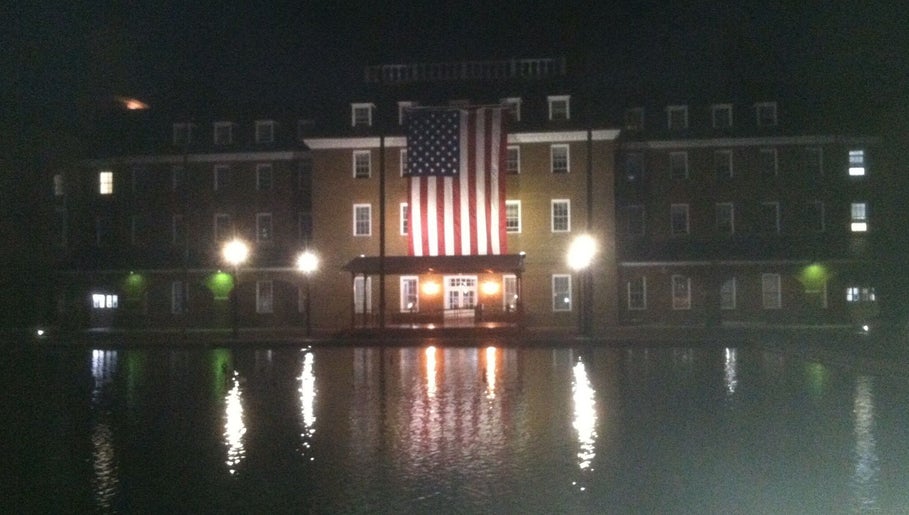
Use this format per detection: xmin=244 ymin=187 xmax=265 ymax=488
xmin=5 ymin=1 xmax=907 ymax=122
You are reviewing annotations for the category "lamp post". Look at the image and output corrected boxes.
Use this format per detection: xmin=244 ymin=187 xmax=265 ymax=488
xmin=222 ymin=239 xmax=249 ymax=338
xmin=567 ymin=234 xmax=597 ymax=336
xmin=296 ymin=250 xmax=319 ymax=337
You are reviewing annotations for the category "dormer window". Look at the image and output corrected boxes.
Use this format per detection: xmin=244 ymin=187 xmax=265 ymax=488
xmin=755 ymin=102 xmax=778 ymax=127
xmin=548 ymin=95 xmax=570 ymax=121
xmin=351 ymin=103 xmax=375 ymax=127
xmin=624 ymin=108 xmax=644 ymax=131
xmin=500 ymin=97 xmax=522 ymax=122
xmin=711 ymin=104 xmax=733 ymax=128
xmin=214 ymin=122 xmax=234 ymax=145
xmin=398 ymin=101 xmax=416 ymax=125
xmin=172 ymin=123 xmax=193 ymax=146
xmin=667 ymin=105 xmax=688 ymax=130
xmin=255 ymin=120 xmax=275 ymax=144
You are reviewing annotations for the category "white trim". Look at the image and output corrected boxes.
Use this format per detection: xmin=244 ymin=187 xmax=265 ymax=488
xmin=505 ymin=199 xmax=522 ymax=233
xmin=622 ymin=135 xmax=875 ymax=150
xmin=87 ymin=151 xmax=310 ymax=167
xmin=552 ymin=274 xmax=572 ymax=312
xmin=304 ymin=137 xmax=407 ymax=149
xmin=618 ymin=259 xmax=862 ymax=267
xmin=510 ymin=130 xmax=620 ymax=143
xmin=551 ymin=199 xmax=571 ymax=233
xmin=551 ymin=144 xmax=570 ymax=173
xmin=353 ymin=203 xmax=372 ymax=237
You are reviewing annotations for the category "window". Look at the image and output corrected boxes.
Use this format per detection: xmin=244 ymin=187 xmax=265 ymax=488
xmin=720 ymin=278 xmax=737 ymax=310
xmin=552 ymin=274 xmax=572 ymax=311
xmin=804 ymin=147 xmax=823 ymax=176
xmin=172 ymin=165 xmax=184 ymax=191
xmin=400 ymin=203 xmax=408 ymax=235
xmin=172 ymin=214 xmax=185 ymax=246
xmin=716 ymin=202 xmax=735 ymax=234
xmin=505 ymin=200 xmax=521 ymax=233
xmin=627 ymin=277 xmax=647 ymax=310
xmin=551 ymin=199 xmax=570 ymax=232
xmin=214 ymin=122 xmax=233 ymax=145
xmin=851 ymin=202 xmax=868 ymax=232
xmin=256 ymin=213 xmax=272 ymax=242
xmin=624 ymin=205 xmax=645 ymax=237
xmin=755 ymin=102 xmax=777 ymax=127
xmin=506 ymin=146 xmax=520 ymax=174
xmin=353 ymin=150 xmax=371 ymax=178
xmin=214 ymin=213 xmax=231 ymax=242
xmin=624 ymin=107 xmax=644 ymax=131
xmin=255 ymin=120 xmax=275 ymax=143
xmin=214 ymin=165 xmax=229 ymax=190
xmin=551 ymin=144 xmax=569 ymax=173
xmin=762 ymin=273 xmax=782 ymax=309
xmin=548 ymin=95 xmax=570 ymax=121
xmin=846 ymin=286 xmax=876 ymax=302
xmin=760 ymin=148 xmax=778 ymax=177
xmin=669 ymin=152 xmax=688 ymax=179
xmin=353 ymin=203 xmax=371 ymax=236
xmin=501 ymin=97 xmax=521 ymax=122
xmin=714 ymin=150 xmax=733 ymax=179
xmin=99 ymin=171 xmax=113 ymax=195
xmin=256 ymin=163 xmax=273 ymax=190
xmin=400 ymin=276 xmax=418 ymax=312
xmin=171 ymin=281 xmax=187 ymax=314
xmin=400 ymin=149 xmax=408 ymax=176
xmin=711 ymin=104 xmax=733 ymax=128
xmin=256 ymin=280 xmax=274 ymax=314
xmin=353 ymin=276 xmax=372 ymax=313
xmin=670 ymin=204 xmax=689 ymax=235
xmin=398 ymin=101 xmax=416 ymax=125
xmin=351 ymin=103 xmax=374 ymax=127
xmin=53 ymin=174 xmax=64 ymax=196
xmin=624 ymin=153 xmax=644 ymax=182
xmin=759 ymin=202 xmax=780 ymax=234
xmin=808 ymin=201 xmax=825 ymax=232
xmin=95 ymin=216 xmax=111 ymax=245
xmin=503 ymin=274 xmax=518 ymax=311
xmin=672 ymin=275 xmax=691 ymax=310
xmin=667 ymin=105 xmax=688 ymax=130
xmin=91 ymin=293 xmax=118 ymax=309
xmin=849 ymin=149 xmax=866 ymax=176
xmin=172 ymin=123 xmax=193 ymax=146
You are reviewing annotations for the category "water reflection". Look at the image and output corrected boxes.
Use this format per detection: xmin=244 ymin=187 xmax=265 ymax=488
xmin=224 ymin=370 xmax=247 ymax=475
xmin=572 ymin=358 xmax=597 ymax=475
xmin=485 ymin=346 xmax=497 ymax=400
xmin=299 ymin=349 xmax=316 ymax=460
xmin=724 ymin=347 xmax=738 ymax=396
xmin=425 ymin=346 xmax=437 ymax=397
xmin=90 ymin=349 xmax=119 ymax=511
xmin=852 ymin=375 xmax=879 ymax=512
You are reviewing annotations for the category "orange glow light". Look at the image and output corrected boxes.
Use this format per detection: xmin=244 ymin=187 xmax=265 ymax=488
xmin=421 ymin=281 xmax=440 ymax=295
xmin=481 ymin=281 xmax=500 ymax=295
xmin=116 ymin=96 xmax=149 ymax=110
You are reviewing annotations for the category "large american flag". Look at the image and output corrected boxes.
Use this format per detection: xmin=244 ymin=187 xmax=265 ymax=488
xmin=406 ymin=107 xmax=507 ymax=256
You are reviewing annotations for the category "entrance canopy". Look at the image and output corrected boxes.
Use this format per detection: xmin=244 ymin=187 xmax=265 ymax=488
xmin=342 ymin=254 xmax=525 ymax=275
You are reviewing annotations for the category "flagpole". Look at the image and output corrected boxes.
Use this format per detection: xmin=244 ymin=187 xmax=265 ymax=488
xmin=379 ymin=134 xmax=386 ymax=331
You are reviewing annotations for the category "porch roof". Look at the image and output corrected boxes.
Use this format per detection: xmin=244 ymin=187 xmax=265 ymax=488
xmin=342 ymin=254 xmax=525 ymax=275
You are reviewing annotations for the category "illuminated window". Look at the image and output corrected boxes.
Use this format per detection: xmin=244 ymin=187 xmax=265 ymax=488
xmin=551 ymin=144 xmax=569 ymax=173
xmin=624 ymin=107 xmax=644 ymax=131
xmin=548 ymin=95 xmax=570 ymax=121
xmin=627 ymin=276 xmax=646 ymax=310
xmin=755 ymin=102 xmax=777 ymax=127
xmin=552 ymin=274 xmax=572 ymax=311
xmin=256 ymin=163 xmax=273 ymax=190
xmin=714 ymin=150 xmax=733 ymax=179
xmin=720 ymin=278 xmax=737 ymax=310
xmin=846 ymin=286 xmax=876 ymax=302
xmin=400 ymin=276 xmax=418 ymax=312
xmin=400 ymin=203 xmax=408 ymax=235
xmin=716 ymin=202 xmax=734 ymax=234
xmin=667 ymin=105 xmax=688 ymax=130
xmin=670 ymin=204 xmax=689 ymax=235
xmin=851 ymin=202 xmax=868 ymax=232
xmin=53 ymin=174 xmax=64 ymax=196
xmin=353 ymin=203 xmax=371 ymax=236
xmin=99 ymin=171 xmax=113 ymax=195
xmin=256 ymin=213 xmax=272 ymax=242
xmin=712 ymin=104 xmax=733 ymax=128
xmin=551 ymin=199 xmax=570 ymax=232
xmin=670 ymin=151 xmax=688 ymax=179
xmin=849 ymin=149 xmax=866 ymax=176
xmin=506 ymin=146 xmax=521 ymax=174
xmin=506 ymin=200 xmax=521 ymax=233
xmin=255 ymin=120 xmax=275 ymax=143
xmin=501 ymin=97 xmax=521 ymax=122
xmin=353 ymin=150 xmax=371 ymax=178
xmin=351 ymin=103 xmax=374 ymax=127
xmin=91 ymin=293 xmax=118 ymax=309
xmin=503 ymin=274 xmax=518 ymax=311
xmin=672 ymin=275 xmax=691 ymax=310
xmin=256 ymin=280 xmax=273 ymax=314
xmin=214 ymin=122 xmax=233 ymax=145
xmin=762 ymin=273 xmax=781 ymax=309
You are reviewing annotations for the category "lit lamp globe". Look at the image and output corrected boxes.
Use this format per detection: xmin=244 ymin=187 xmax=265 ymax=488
xmin=567 ymin=234 xmax=597 ymax=271
xmin=222 ymin=239 xmax=250 ymax=268
xmin=296 ymin=251 xmax=319 ymax=275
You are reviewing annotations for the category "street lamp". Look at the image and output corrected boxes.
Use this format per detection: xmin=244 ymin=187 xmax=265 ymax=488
xmin=222 ymin=239 xmax=249 ymax=338
xmin=567 ymin=234 xmax=597 ymax=336
xmin=296 ymin=250 xmax=319 ymax=337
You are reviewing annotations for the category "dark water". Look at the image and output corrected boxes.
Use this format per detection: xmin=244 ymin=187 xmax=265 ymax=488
xmin=4 ymin=340 xmax=909 ymax=513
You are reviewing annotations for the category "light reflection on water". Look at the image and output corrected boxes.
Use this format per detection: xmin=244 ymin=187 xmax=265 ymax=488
xmin=852 ymin=375 xmax=879 ymax=512
xmin=299 ymin=349 xmax=316 ymax=459
xmin=223 ymin=370 xmax=246 ymax=475
xmin=90 ymin=350 xmax=119 ymax=511
xmin=572 ymin=357 xmax=597 ymax=484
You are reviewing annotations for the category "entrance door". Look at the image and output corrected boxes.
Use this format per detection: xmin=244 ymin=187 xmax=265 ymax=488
xmin=444 ymin=276 xmax=477 ymax=325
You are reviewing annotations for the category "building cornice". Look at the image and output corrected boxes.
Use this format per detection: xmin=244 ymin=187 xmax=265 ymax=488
xmin=622 ymin=135 xmax=877 ymax=150
xmin=86 ymin=151 xmax=310 ymax=167
xmin=304 ymin=129 xmax=620 ymax=150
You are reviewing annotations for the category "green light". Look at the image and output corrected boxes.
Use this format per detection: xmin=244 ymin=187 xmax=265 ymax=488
xmin=799 ymin=263 xmax=829 ymax=290
xmin=210 ymin=348 xmax=233 ymax=399
xmin=123 ymin=272 xmax=147 ymax=297
xmin=206 ymin=272 xmax=234 ymax=300
xmin=806 ymin=362 xmax=829 ymax=397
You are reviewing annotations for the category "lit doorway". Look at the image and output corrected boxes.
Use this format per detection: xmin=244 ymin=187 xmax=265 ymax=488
xmin=444 ymin=276 xmax=477 ymax=325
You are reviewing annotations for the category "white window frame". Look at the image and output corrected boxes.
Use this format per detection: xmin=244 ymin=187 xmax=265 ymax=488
xmin=501 ymin=97 xmax=522 ymax=122
xmin=762 ymin=273 xmax=782 ymax=309
xmin=505 ymin=200 xmax=521 ymax=233
xmin=849 ymin=149 xmax=866 ymax=176
xmin=667 ymin=105 xmax=688 ymax=130
xmin=506 ymin=145 xmax=521 ymax=174
xmin=353 ymin=150 xmax=371 ymax=178
xmin=716 ymin=202 xmax=735 ymax=234
xmin=714 ymin=149 xmax=733 ymax=179
xmin=256 ymin=212 xmax=272 ymax=243
xmin=91 ymin=293 xmax=119 ymax=309
xmin=846 ymin=286 xmax=876 ymax=303
xmin=353 ymin=203 xmax=372 ymax=237
xmin=720 ymin=278 xmax=737 ymax=310
xmin=669 ymin=151 xmax=688 ymax=179
xmin=255 ymin=120 xmax=275 ymax=143
xmin=214 ymin=213 xmax=231 ymax=242
xmin=672 ymin=275 xmax=692 ymax=310
xmin=755 ymin=102 xmax=778 ymax=127
xmin=670 ymin=203 xmax=689 ymax=235
xmin=354 ymin=276 xmax=372 ymax=313
xmin=851 ymin=202 xmax=868 ymax=232
xmin=551 ymin=144 xmax=569 ymax=173
xmin=256 ymin=163 xmax=273 ymax=191
xmin=760 ymin=148 xmax=778 ymax=177
xmin=399 ymin=202 xmax=408 ymax=235
xmin=627 ymin=276 xmax=647 ymax=310
xmin=552 ymin=274 xmax=572 ymax=312
xmin=400 ymin=148 xmax=408 ymax=176
xmin=351 ymin=103 xmax=374 ymax=127
xmin=547 ymin=95 xmax=570 ymax=121
xmin=551 ymin=199 xmax=571 ymax=233
xmin=398 ymin=101 xmax=416 ymax=125
xmin=400 ymin=276 xmax=419 ymax=312
xmin=99 ymin=171 xmax=113 ymax=195
xmin=503 ymin=274 xmax=518 ymax=311
xmin=256 ymin=280 xmax=274 ymax=314
xmin=213 ymin=121 xmax=233 ymax=145
xmin=711 ymin=104 xmax=733 ymax=128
